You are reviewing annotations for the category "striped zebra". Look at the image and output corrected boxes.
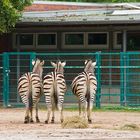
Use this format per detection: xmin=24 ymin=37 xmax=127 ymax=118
xmin=43 ymin=60 xmax=67 ymax=123
xmin=71 ymin=59 xmax=97 ymax=123
xmin=18 ymin=58 xmax=44 ymax=123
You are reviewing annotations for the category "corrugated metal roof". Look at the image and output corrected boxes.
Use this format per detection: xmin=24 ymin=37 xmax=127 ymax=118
xmin=21 ymin=1 xmax=140 ymax=25
xmin=21 ymin=9 xmax=140 ymax=24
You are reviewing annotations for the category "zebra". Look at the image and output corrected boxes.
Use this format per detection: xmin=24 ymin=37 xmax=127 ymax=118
xmin=18 ymin=58 xmax=44 ymax=123
xmin=71 ymin=59 xmax=97 ymax=123
xmin=43 ymin=60 xmax=67 ymax=123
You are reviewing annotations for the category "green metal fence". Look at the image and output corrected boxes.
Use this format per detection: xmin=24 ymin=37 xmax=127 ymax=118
xmin=0 ymin=52 xmax=140 ymax=108
xmin=0 ymin=54 xmax=3 ymax=104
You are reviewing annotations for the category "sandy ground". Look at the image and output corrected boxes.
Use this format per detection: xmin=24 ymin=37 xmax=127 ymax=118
xmin=0 ymin=108 xmax=140 ymax=140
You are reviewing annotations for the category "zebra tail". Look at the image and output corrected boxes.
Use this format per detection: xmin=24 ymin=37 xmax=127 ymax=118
xmin=87 ymin=86 xmax=90 ymax=111
xmin=28 ymin=73 xmax=33 ymax=111
xmin=53 ymin=81 xmax=58 ymax=110
xmin=86 ymin=76 xmax=90 ymax=111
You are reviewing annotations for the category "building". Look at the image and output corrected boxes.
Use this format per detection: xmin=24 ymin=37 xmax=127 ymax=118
xmin=1 ymin=1 xmax=140 ymax=53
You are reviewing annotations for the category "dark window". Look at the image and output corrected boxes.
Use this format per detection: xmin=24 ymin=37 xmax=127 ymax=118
xmin=88 ymin=33 xmax=107 ymax=45
xmin=116 ymin=33 xmax=122 ymax=45
xmin=38 ymin=34 xmax=56 ymax=45
xmin=127 ymin=32 xmax=140 ymax=51
xmin=65 ymin=33 xmax=84 ymax=45
xmin=17 ymin=34 xmax=33 ymax=45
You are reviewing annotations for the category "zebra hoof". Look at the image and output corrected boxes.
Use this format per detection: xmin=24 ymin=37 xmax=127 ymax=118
xmin=51 ymin=120 xmax=54 ymax=124
xmin=45 ymin=120 xmax=48 ymax=124
xmin=36 ymin=119 xmax=40 ymax=123
xmin=36 ymin=117 xmax=40 ymax=123
xmin=88 ymin=119 xmax=92 ymax=124
xmin=24 ymin=120 xmax=29 ymax=124
xmin=24 ymin=117 xmax=29 ymax=123
xmin=30 ymin=119 xmax=34 ymax=123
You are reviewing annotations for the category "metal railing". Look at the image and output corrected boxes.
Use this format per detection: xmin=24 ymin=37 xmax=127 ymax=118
xmin=0 ymin=54 xmax=3 ymax=104
xmin=0 ymin=52 xmax=140 ymax=108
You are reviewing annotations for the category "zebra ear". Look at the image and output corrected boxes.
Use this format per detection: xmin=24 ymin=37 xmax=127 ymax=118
xmin=41 ymin=60 xmax=44 ymax=65
xmin=92 ymin=61 xmax=96 ymax=67
xmin=85 ymin=60 xmax=87 ymax=64
xmin=32 ymin=59 xmax=35 ymax=66
xmin=51 ymin=61 xmax=56 ymax=67
xmin=61 ymin=61 xmax=66 ymax=67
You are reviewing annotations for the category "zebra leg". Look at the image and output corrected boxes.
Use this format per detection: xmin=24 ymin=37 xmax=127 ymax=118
xmin=24 ymin=108 xmax=30 ymax=123
xmin=29 ymin=107 xmax=34 ymax=123
xmin=78 ymin=100 xmax=81 ymax=116
xmin=81 ymin=101 xmax=87 ymax=119
xmin=60 ymin=108 xmax=64 ymax=123
xmin=35 ymin=103 xmax=40 ymax=123
xmin=58 ymin=104 xmax=63 ymax=123
xmin=87 ymin=100 xmax=93 ymax=123
xmin=45 ymin=107 xmax=51 ymax=124
xmin=51 ymin=104 xmax=55 ymax=123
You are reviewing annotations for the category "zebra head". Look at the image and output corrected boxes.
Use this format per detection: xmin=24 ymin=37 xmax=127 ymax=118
xmin=32 ymin=58 xmax=44 ymax=79
xmin=51 ymin=60 xmax=66 ymax=74
xmin=84 ymin=59 xmax=96 ymax=73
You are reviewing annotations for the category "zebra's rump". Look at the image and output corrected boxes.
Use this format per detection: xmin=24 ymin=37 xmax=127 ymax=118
xmin=43 ymin=72 xmax=67 ymax=95
xmin=18 ymin=72 xmax=42 ymax=105
xmin=43 ymin=72 xmax=67 ymax=107
xmin=71 ymin=72 xmax=97 ymax=96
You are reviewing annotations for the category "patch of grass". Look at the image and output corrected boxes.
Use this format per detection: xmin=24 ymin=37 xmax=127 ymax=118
xmin=64 ymin=105 xmax=140 ymax=112
xmin=62 ymin=116 xmax=88 ymax=129
xmin=96 ymin=106 xmax=140 ymax=112
xmin=1 ymin=104 xmax=140 ymax=112
xmin=120 ymin=124 xmax=140 ymax=131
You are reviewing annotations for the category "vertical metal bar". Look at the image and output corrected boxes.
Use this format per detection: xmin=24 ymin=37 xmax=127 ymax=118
xmin=124 ymin=53 xmax=128 ymax=106
xmin=3 ymin=53 xmax=10 ymax=107
xmin=122 ymin=30 xmax=127 ymax=106
xmin=108 ymin=54 xmax=112 ymax=103
xmin=120 ymin=52 xmax=128 ymax=106
xmin=123 ymin=30 xmax=127 ymax=52
xmin=125 ymin=53 xmax=129 ymax=106
xmin=95 ymin=52 xmax=101 ymax=108
xmin=17 ymin=34 xmax=20 ymax=103
xmin=120 ymin=52 xmax=124 ymax=106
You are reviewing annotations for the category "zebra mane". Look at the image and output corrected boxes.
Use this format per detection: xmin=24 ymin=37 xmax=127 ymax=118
xmin=51 ymin=60 xmax=66 ymax=74
xmin=84 ymin=59 xmax=95 ymax=73
xmin=32 ymin=58 xmax=44 ymax=79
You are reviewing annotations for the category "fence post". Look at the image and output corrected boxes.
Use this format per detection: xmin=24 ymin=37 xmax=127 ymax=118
xmin=120 ymin=52 xmax=128 ymax=106
xmin=120 ymin=52 xmax=124 ymax=106
xmin=95 ymin=52 xmax=101 ymax=108
xmin=2 ymin=53 xmax=10 ymax=107
xmin=30 ymin=52 xmax=36 ymax=71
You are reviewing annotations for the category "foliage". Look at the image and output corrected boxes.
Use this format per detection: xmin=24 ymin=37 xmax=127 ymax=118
xmin=40 ymin=0 xmax=139 ymax=2
xmin=0 ymin=0 xmax=33 ymax=33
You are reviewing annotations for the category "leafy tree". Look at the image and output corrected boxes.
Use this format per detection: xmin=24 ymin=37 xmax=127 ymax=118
xmin=0 ymin=0 xmax=33 ymax=33
xmin=40 ymin=0 xmax=139 ymax=2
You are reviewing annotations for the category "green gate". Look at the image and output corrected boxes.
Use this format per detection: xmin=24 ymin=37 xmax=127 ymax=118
xmin=0 ymin=52 xmax=140 ymax=108
xmin=120 ymin=52 xmax=140 ymax=106
xmin=0 ymin=54 xmax=3 ymax=105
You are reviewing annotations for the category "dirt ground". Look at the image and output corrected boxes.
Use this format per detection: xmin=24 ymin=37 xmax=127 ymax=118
xmin=0 ymin=108 xmax=140 ymax=140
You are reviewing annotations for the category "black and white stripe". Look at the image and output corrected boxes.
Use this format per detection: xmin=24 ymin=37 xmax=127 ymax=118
xmin=43 ymin=60 xmax=67 ymax=123
xmin=18 ymin=59 xmax=44 ymax=123
xmin=71 ymin=59 xmax=97 ymax=123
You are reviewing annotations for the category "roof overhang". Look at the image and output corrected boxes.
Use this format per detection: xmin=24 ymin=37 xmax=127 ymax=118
xmin=19 ymin=10 xmax=140 ymax=26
